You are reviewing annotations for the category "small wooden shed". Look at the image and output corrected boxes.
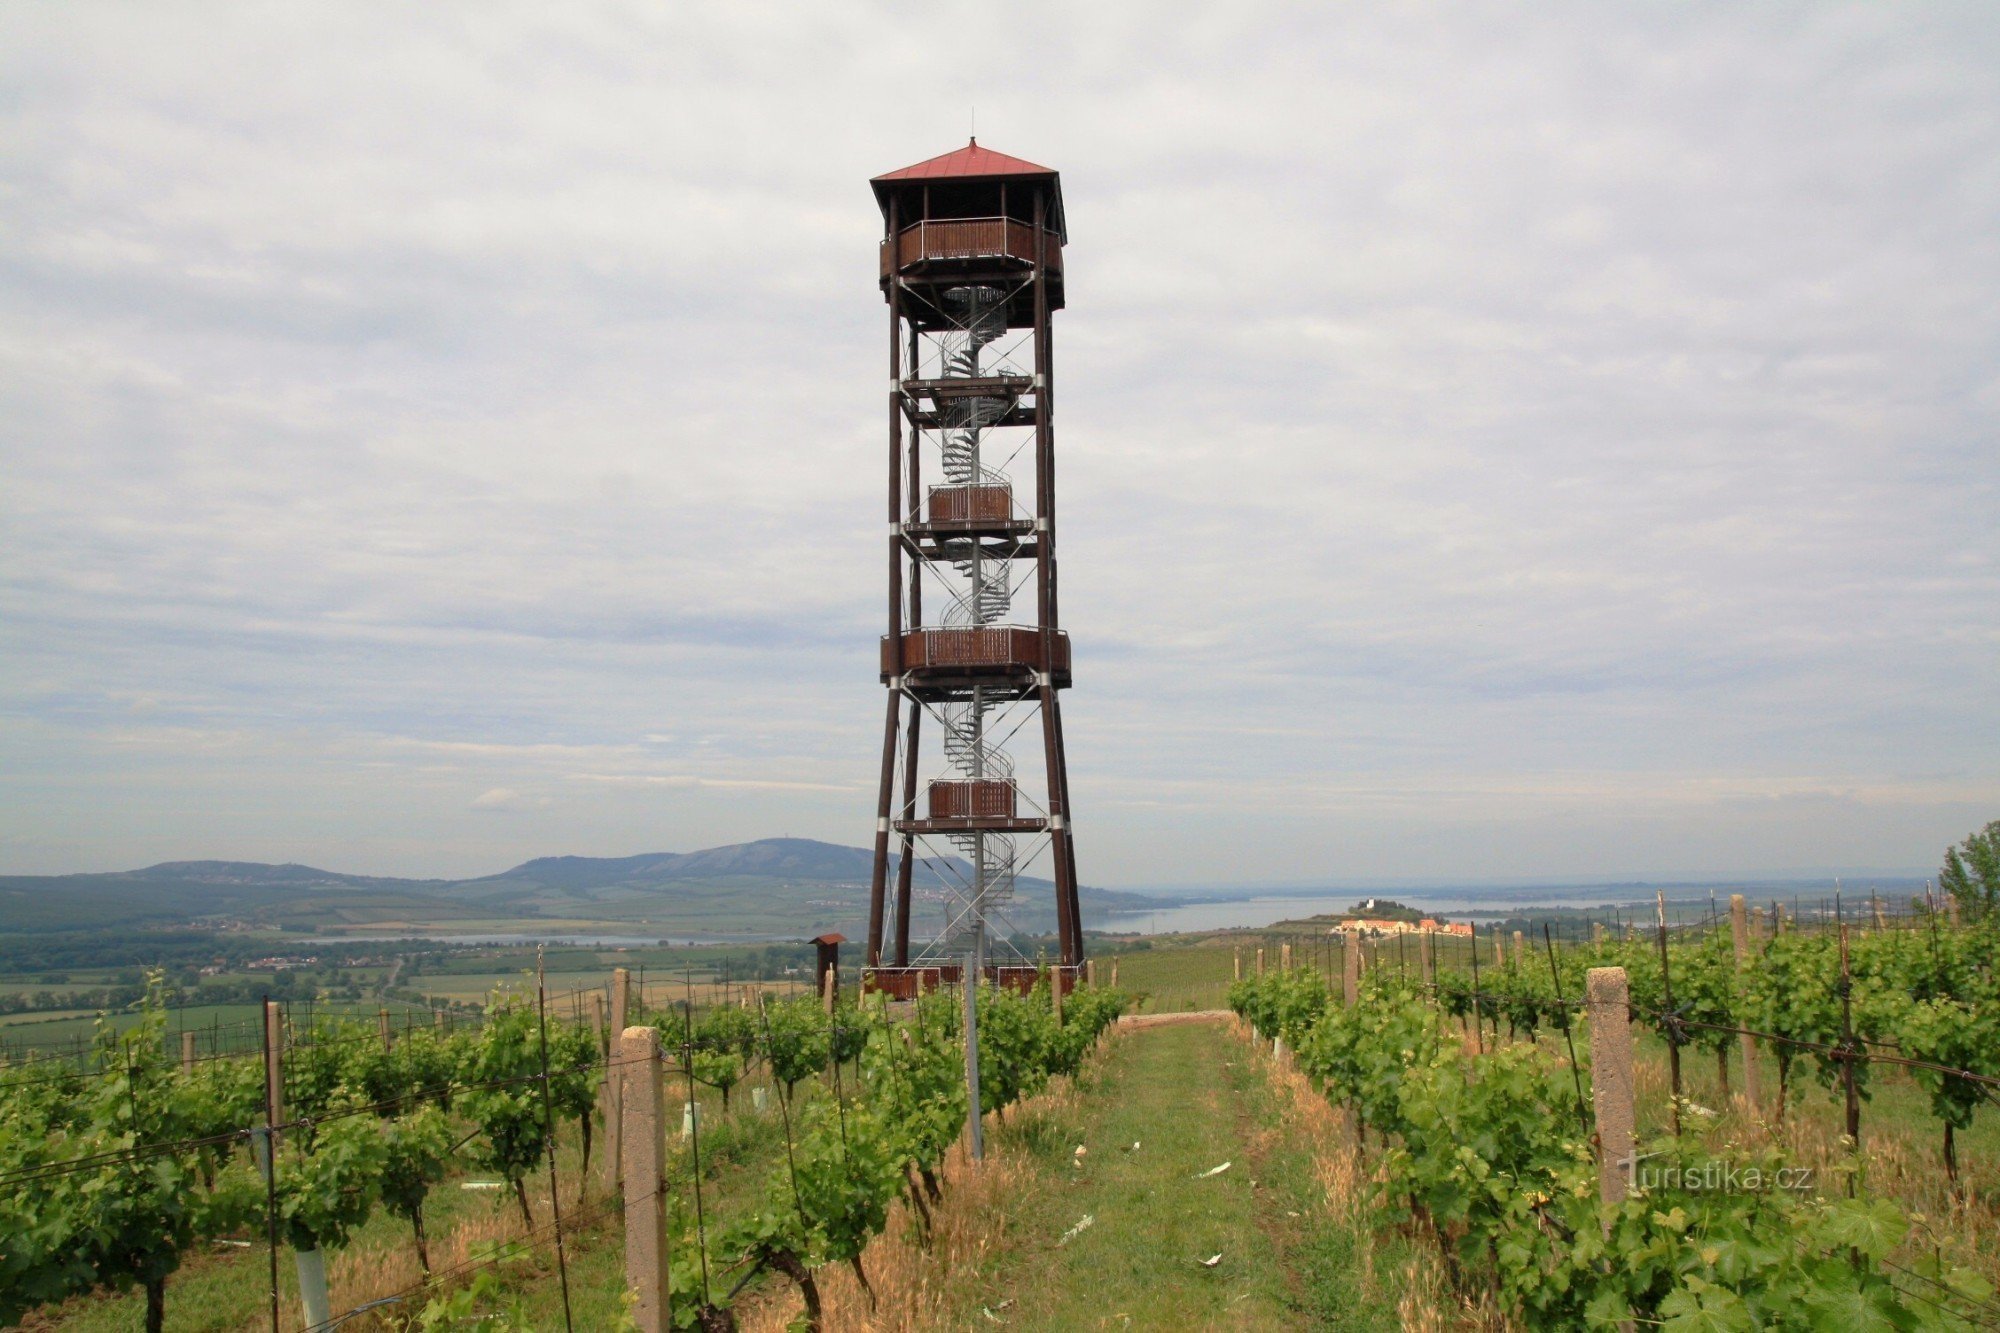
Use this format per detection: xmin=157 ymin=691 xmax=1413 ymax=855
xmin=811 ymin=932 xmax=846 ymax=999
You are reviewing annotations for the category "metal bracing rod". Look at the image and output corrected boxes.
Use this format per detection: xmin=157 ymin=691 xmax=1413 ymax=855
xmin=905 ymin=273 xmax=1033 ymax=344
xmin=903 ymin=536 xmax=1032 ymax=600
xmin=902 ymin=827 xmax=1049 ymax=966
xmin=900 ymin=683 xmax=1050 ymax=807
xmin=895 ymin=680 xmax=1035 ymax=725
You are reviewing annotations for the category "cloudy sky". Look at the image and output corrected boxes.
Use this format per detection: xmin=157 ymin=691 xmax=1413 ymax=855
xmin=3 ymin=3 xmax=1995 ymax=886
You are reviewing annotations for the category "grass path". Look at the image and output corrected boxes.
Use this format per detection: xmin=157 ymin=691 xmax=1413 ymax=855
xmin=777 ymin=1015 xmax=1402 ymax=1331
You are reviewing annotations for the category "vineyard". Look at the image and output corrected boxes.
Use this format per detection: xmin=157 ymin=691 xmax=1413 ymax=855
xmin=6 ymin=899 xmax=2000 ymax=1330
xmin=0 ymin=970 xmax=1126 ymax=1331
xmin=1229 ymin=899 xmax=2000 ymax=1328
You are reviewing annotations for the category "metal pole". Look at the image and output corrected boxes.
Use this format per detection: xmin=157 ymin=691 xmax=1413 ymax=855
xmin=1656 ymin=892 xmax=1682 ymax=1137
xmin=260 ymin=997 xmax=281 ymax=1333
xmin=963 ymin=916 xmax=985 ymax=1162
xmin=535 ymin=951 xmax=575 ymax=1331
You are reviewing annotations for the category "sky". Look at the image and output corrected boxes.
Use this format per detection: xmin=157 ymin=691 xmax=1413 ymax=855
xmin=2 ymin=3 xmax=1996 ymax=887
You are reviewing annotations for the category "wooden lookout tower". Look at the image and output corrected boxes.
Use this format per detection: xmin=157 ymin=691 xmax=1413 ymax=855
xmin=862 ymin=141 xmax=1083 ymax=995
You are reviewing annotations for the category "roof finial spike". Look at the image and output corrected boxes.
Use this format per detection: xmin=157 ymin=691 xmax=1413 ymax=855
xmin=970 ymin=104 xmax=976 ymax=145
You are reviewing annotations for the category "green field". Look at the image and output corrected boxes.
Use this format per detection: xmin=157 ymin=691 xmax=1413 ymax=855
xmin=0 ymin=998 xmax=444 ymax=1061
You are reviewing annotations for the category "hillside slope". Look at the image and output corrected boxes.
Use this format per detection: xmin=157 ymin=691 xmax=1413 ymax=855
xmin=0 ymin=838 xmax=1163 ymax=935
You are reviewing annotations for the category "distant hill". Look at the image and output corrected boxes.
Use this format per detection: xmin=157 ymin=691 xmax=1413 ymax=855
xmin=0 ymin=839 xmax=1164 ymax=937
xmin=483 ymin=838 xmax=939 ymax=890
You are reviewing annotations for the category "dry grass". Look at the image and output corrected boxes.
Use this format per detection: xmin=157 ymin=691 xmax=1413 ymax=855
xmin=735 ymin=1060 xmax=1099 ymax=1332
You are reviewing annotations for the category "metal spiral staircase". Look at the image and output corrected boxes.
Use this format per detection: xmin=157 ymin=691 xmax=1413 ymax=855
xmin=933 ymin=285 xmax=1017 ymax=949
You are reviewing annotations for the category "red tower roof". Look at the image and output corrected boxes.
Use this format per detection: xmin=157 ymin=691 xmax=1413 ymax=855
xmin=872 ymin=138 xmax=1057 ymax=183
xmin=871 ymin=139 xmax=1066 ymax=238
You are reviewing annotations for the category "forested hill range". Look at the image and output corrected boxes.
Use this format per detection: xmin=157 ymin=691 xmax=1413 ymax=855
xmin=0 ymin=837 xmax=1169 ymax=935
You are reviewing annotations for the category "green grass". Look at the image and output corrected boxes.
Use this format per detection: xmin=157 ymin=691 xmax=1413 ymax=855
xmin=1106 ymin=939 xmax=1240 ymax=1012
xmin=945 ymin=1020 xmax=1399 ymax=1330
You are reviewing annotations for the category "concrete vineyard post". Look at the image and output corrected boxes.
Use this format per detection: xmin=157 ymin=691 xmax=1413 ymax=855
xmin=1255 ymin=948 xmax=1265 ymax=977
xmin=1512 ymin=930 xmax=1524 ymax=966
xmin=1494 ymin=930 xmax=1505 ymax=967
xmin=1110 ymin=959 xmax=1118 ymax=989
xmin=1085 ymin=959 xmax=1097 ymax=988
xmin=1342 ymin=938 xmax=1360 ymax=1007
xmin=181 ymin=1030 xmax=196 ymax=1075
xmin=619 ymin=1026 xmax=667 ymax=1333
xmin=1419 ymin=931 xmax=1434 ymax=986
xmin=1586 ymin=967 xmax=1634 ymax=1210
xmin=606 ymin=968 xmax=630 ymax=1191
xmin=1233 ymin=949 xmax=1241 ymax=981
xmin=1730 ymin=895 xmax=1760 ymax=1113
xmin=379 ymin=1008 xmax=392 ymax=1054
xmin=1280 ymin=942 xmax=1292 ymax=972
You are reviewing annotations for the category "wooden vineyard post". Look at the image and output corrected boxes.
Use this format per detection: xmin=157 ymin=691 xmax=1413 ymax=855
xmin=260 ymin=999 xmax=284 ymax=1333
xmin=1587 ymin=967 xmax=1634 ymax=1211
xmin=1654 ymin=891 xmax=1683 ymax=1137
xmin=1110 ymin=959 xmax=1119 ymax=989
xmin=1086 ymin=959 xmax=1097 ymax=988
xmin=1419 ymin=931 xmax=1434 ymax=987
xmin=1280 ymin=942 xmax=1292 ymax=972
xmin=181 ymin=1030 xmax=197 ymax=1075
xmin=822 ymin=965 xmax=837 ymax=1015
xmin=1470 ymin=925 xmax=1485 ymax=1053
xmin=1052 ymin=968 xmax=1064 ymax=1025
xmin=1233 ymin=949 xmax=1241 ymax=982
xmin=619 ymin=1026 xmax=667 ymax=1333
xmin=606 ymin=968 xmax=630 ymax=1192
xmin=1255 ymin=948 xmax=1265 ymax=977
xmin=1512 ymin=930 xmax=1525 ymax=969
xmin=1837 ymin=923 xmax=1861 ymax=1172
xmin=379 ymin=1008 xmax=393 ymax=1054
xmin=1729 ymin=895 xmax=1760 ymax=1114
xmin=1342 ymin=937 xmax=1360 ymax=1007
xmin=1494 ymin=929 xmax=1505 ymax=968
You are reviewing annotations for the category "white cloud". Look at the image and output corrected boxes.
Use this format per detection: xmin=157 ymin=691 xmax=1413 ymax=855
xmin=1 ymin=2 xmax=1996 ymax=882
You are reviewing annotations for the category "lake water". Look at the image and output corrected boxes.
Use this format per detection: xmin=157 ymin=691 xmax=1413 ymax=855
xmin=337 ymin=931 xmax=754 ymax=948
xmin=1099 ymin=888 xmax=1653 ymax=935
